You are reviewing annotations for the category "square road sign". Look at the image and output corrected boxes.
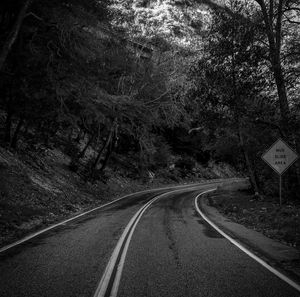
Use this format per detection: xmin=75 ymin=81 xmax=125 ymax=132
xmin=262 ymin=139 xmax=298 ymax=175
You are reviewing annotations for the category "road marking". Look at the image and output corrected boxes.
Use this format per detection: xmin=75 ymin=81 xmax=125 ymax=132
xmin=93 ymin=185 xmax=209 ymax=297
xmin=0 ymin=180 xmax=231 ymax=253
xmin=194 ymin=190 xmax=300 ymax=293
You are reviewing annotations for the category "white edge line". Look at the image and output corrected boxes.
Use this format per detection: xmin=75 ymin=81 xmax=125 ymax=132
xmin=194 ymin=189 xmax=300 ymax=293
xmin=94 ymin=185 xmax=206 ymax=297
xmin=0 ymin=179 xmax=235 ymax=253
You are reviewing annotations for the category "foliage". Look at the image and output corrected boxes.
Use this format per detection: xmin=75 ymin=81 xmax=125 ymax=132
xmin=0 ymin=0 xmax=299 ymax=199
xmin=175 ymin=155 xmax=195 ymax=172
xmin=183 ymin=0 xmax=300 ymax=197
xmin=0 ymin=0 xmax=192 ymax=180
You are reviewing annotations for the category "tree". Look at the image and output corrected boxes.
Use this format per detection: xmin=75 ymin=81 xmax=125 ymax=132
xmin=252 ymin=0 xmax=300 ymax=187
xmin=253 ymin=0 xmax=298 ymax=136
xmin=187 ymin=0 xmax=271 ymax=193
xmin=0 ymin=0 xmax=32 ymax=72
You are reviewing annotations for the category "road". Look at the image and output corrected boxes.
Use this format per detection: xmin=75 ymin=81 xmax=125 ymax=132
xmin=0 ymin=180 xmax=299 ymax=297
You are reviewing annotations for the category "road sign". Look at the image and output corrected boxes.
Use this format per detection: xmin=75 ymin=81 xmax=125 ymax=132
xmin=262 ymin=139 xmax=298 ymax=175
xmin=262 ymin=138 xmax=298 ymax=206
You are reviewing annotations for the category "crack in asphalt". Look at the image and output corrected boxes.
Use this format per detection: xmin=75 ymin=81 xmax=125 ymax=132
xmin=163 ymin=207 xmax=182 ymax=268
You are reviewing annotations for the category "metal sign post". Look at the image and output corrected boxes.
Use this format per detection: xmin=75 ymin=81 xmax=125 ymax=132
xmin=279 ymin=175 xmax=282 ymax=206
xmin=262 ymin=139 xmax=298 ymax=206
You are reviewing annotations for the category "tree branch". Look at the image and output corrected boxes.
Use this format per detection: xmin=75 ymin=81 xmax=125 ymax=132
xmin=275 ymin=0 xmax=284 ymax=55
xmin=0 ymin=0 xmax=32 ymax=72
xmin=253 ymin=118 xmax=285 ymax=137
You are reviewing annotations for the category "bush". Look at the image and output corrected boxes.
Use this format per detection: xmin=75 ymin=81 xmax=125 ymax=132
xmin=175 ymin=156 xmax=195 ymax=170
xmin=64 ymin=142 xmax=80 ymax=158
xmin=69 ymin=158 xmax=79 ymax=172
xmin=152 ymin=142 xmax=172 ymax=169
xmin=156 ymin=168 xmax=180 ymax=182
xmin=80 ymin=158 xmax=109 ymax=183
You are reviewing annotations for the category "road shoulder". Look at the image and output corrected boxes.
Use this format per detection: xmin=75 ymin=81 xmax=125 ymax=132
xmin=198 ymin=187 xmax=300 ymax=284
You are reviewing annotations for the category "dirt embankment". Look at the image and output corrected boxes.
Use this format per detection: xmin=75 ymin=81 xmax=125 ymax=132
xmin=0 ymin=147 xmax=151 ymax=247
xmin=0 ymin=146 xmax=240 ymax=248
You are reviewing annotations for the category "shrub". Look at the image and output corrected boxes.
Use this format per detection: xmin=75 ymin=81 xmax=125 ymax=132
xmin=156 ymin=168 xmax=180 ymax=182
xmin=175 ymin=156 xmax=195 ymax=170
xmin=152 ymin=141 xmax=172 ymax=169
xmin=64 ymin=142 xmax=80 ymax=158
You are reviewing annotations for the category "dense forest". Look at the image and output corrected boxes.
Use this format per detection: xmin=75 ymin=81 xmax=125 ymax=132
xmin=0 ymin=0 xmax=300 ymax=199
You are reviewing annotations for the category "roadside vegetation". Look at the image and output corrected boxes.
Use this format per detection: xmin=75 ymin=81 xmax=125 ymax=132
xmin=0 ymin=0 xmax=300 ymax=246
xmin=208 ymin=185 xmax=300 ymax=251
xmin=0 ymin=145 xmax=237 ymax=247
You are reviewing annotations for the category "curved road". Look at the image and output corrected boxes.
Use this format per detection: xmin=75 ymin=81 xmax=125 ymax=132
xmin=0 ymin=181 xmax=299 ymax=297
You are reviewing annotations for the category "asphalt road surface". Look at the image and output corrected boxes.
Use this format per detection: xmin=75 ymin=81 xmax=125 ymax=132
xmin=0 ymin=181 xmax=299 ymax=297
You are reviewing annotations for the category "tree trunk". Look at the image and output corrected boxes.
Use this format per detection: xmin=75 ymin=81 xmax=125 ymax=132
xmin=4 ymin=110 xmax=12 ymax=143
xmin=75 ymin=130 xmax=86 ymax=143
xmin=92 ymin=122 xmax=115 ymax=171
xmin=77 ymin=134 xmax=94 ymax=159
xmin=42 ymin=122 xmax=50 ymax=147
xmin=10 ymin=117 xmax=24 ymax=149
xmin=257 ymin=0 xmax=290 ymax=135
xmin=255 ymin=1 xmax=300 ymax=189
xmin=68 ymin=129 xmax=73 ymax=143
xmin=138 ymin=142 xmax=146 ymax=175
xmin=0 ymin=0 xmax=32 ymax=72
xmin=291 ymin=136 xmax=300 ymax=188
xmin=271 ymin=56 xmax=290 ymax=135
xmin=99 ymin=136 xmax=116 ymax=173
xmin=93 ymin=143 xmax=106 ymax=170
xmin=238 ymin=124 xmax=260 ymax=195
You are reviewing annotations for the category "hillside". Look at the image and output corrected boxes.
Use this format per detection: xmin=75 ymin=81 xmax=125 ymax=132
xmin=0 ymin=0 xmax=300 ymax=246
xmin=0 ymin=144 xmax=239 ymax=247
